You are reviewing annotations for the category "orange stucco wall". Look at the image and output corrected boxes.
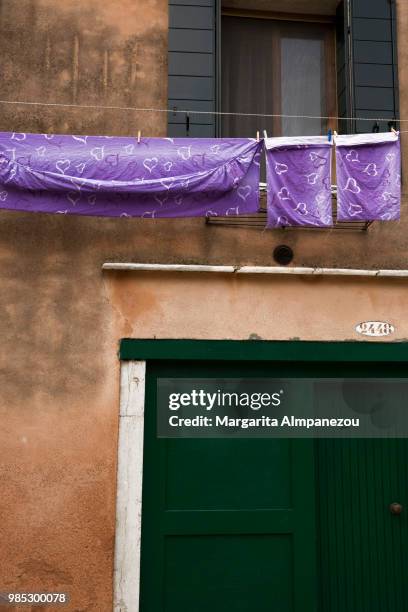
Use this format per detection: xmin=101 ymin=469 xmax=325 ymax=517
xmin=0 ymin=1 xmax=408 ymax=610
xmin=104 ymin=271 xmax=408 ymax=342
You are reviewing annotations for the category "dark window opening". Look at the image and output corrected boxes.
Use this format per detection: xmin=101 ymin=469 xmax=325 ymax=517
xmin=221 ymin=15 xmax=337 ymax=138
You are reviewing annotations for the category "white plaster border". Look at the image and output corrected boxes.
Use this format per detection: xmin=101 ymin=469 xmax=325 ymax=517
xmin=114 ymin=360 xmax=146 ymax=612
xmin=102 ymin=262 xmax=408 ymax=278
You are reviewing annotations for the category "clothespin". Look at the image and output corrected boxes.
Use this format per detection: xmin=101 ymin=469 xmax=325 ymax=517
xmin=256 ymin=130 xmax=260 ymax=142
xmin=328 ymin=129 xmax=332 ymax=143
xmin=137 ymin=130 xmax=141 ymax=144
xmin=186 ymin=112 xmax=190 ymax=137
xmin=391 ymin=127 xmax=398 ymax=135
xmin=263 ymin=130 xmax=268 ymax=139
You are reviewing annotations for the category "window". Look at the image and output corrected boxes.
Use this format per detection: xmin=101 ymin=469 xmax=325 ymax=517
xmin=221 ymin=14 xmax=337 ymax=138
xmin=167 ymin=0 xmax=398 ymax=139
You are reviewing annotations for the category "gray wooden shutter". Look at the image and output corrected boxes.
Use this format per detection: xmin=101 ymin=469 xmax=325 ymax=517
xmin=168 ymin=0 xmax=217 ymax=137
xmin=337 ymin=0 xmax=399 ymax=134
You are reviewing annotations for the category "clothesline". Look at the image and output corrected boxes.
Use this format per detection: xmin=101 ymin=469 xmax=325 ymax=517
xmin=0 ymin=97 xmax=406 ymax=126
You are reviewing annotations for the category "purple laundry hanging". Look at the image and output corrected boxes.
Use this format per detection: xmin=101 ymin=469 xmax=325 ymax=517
xmin=336 ymin=132 xmax=401 ymax=222
xmin=0 ymin=132 xmax=262 ymax=218
xmin=265 ymin=136 xmax=333 ymax=228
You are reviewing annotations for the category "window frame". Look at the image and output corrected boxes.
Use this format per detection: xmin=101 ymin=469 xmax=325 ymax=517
xmin=219 ymin=8 xmax=338 ymax=138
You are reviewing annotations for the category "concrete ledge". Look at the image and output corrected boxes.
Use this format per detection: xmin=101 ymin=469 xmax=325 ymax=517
xmin=102 ymin=263 xmax=408 ymax=278
xmin=102 ymin=263 xmax=236 ymax=273
xmin=237 ymin=267 xmax=408 ymax=277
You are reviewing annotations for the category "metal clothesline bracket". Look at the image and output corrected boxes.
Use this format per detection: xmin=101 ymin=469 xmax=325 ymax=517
xmin=206 ymin=184 xmax=375 ymax=232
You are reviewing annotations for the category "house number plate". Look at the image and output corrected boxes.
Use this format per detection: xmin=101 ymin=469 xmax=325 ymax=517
xmin=355 ymin=321 xmax=395 ymax=337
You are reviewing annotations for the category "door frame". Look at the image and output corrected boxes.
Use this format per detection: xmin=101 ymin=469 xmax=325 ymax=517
xmin=113 ymin=339 xmax=408 ymax=612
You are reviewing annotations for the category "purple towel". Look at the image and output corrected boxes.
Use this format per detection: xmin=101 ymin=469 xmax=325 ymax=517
xmin=336 ymin=132 xmax=401 ymax=222
xmin=0 ymin=132 xmax=262 ymax=218
xmin=265 ymin=136 xmax=333 ymax=228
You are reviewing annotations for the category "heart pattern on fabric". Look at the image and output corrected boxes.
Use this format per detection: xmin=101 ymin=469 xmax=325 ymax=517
xmin=75 ymin=162 xmax=87 ymax=175
xmin=3 ymin=166 xmax=17 ymax=183
xmin=346 ymin=150 xmax=359 ymax=163
xmin=105 ymin=154 xmax=119 ymax=167
xmin=237 ymin=185 xmax=252 ymax=201
xmin=382 ymin=192 xmax=399 ymax=205
xmin=278 ymin=187 xmax=290 ymax=200
xmin=154 ymin=193 xmax=168 ymax=206
xmin=177 ymin=146 xmax=191 ymax=161
xmin=72 ymin=135 xmax=88 ymax=144
xmin=0 ymin=191 xmax=8 ymax=201
xmin=56 ymin=159 xmax=71 ymax=175
xmin=70 ymin=177 xmax=86 ymax=191
xmin=160 ymin=180 xmax=173 ymax=191
xmin=305 ymin=173 xmax=318 ymax=185
xmin=0 ymin=134 xmax=262 ymax=218
xmin=294 ymin=202 xmax=308 ymax=215
xmin=321 ymin=177 xmax=331 ymax=190
xmin=344 ymin=177 xmax=361 ymax=194
xmin=192 ymin=154 xmax=206 ymax=168
xmin=11 ymin=132 xmax=26 ymax=141
xmin=16 ymin=155 xmax=31 ymax=167
xmin=348 ymin=203 xmax=363 ymax=217
xmin=337 ymin=136 xmax=401 ymax=222
xmin=275 ymin=163 xmax=288 ymax=175
xmin=266 ymin=138 xmax=333 ymax=228
xmin=309 ymin=152 xmax=327 ymax=168
xmin=362 ymin=163 xmax=378 ymax=177
xmin=253 ymin=152 xmax=261 ymax=167
xmin=90 ymin=147 xmax=105 ymax=161
xmin=143 ymin=157 xmax=158 ymax=173
xmin=67 ymin=192 xmax=80 ymax=206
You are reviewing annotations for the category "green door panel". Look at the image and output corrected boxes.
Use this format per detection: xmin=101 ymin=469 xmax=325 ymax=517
xmin=165 ymin=438 xmax=292 ymax=510
xmin=164 ymin=535 xmax=292 ymax=612
xmin=318 ymin=438 xmax=408 ymax=612
xmin=140 ymin=360 xmax=317 ymax=612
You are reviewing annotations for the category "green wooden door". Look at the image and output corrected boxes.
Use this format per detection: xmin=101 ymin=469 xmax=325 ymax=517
xmin=140 ymin=359 xmax=317 ymax=612
xmin=316 ymin=361 xmax=408 ymax=612
xmin=137 ymin=349 xmax=408 ymax=612
xmin=318 ymin=438 xmax=408 ymax=612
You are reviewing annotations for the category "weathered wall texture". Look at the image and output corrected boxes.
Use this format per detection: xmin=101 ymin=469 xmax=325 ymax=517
xmin=0 ymin=0 xmax=167 ymax=136
xmin=0 ymin=0 xmax=408 ymax=610
xmin=104 ymin=270 xmax=408 ymax=341
xmin=0 ymin=1 xmax=168 ymax=610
